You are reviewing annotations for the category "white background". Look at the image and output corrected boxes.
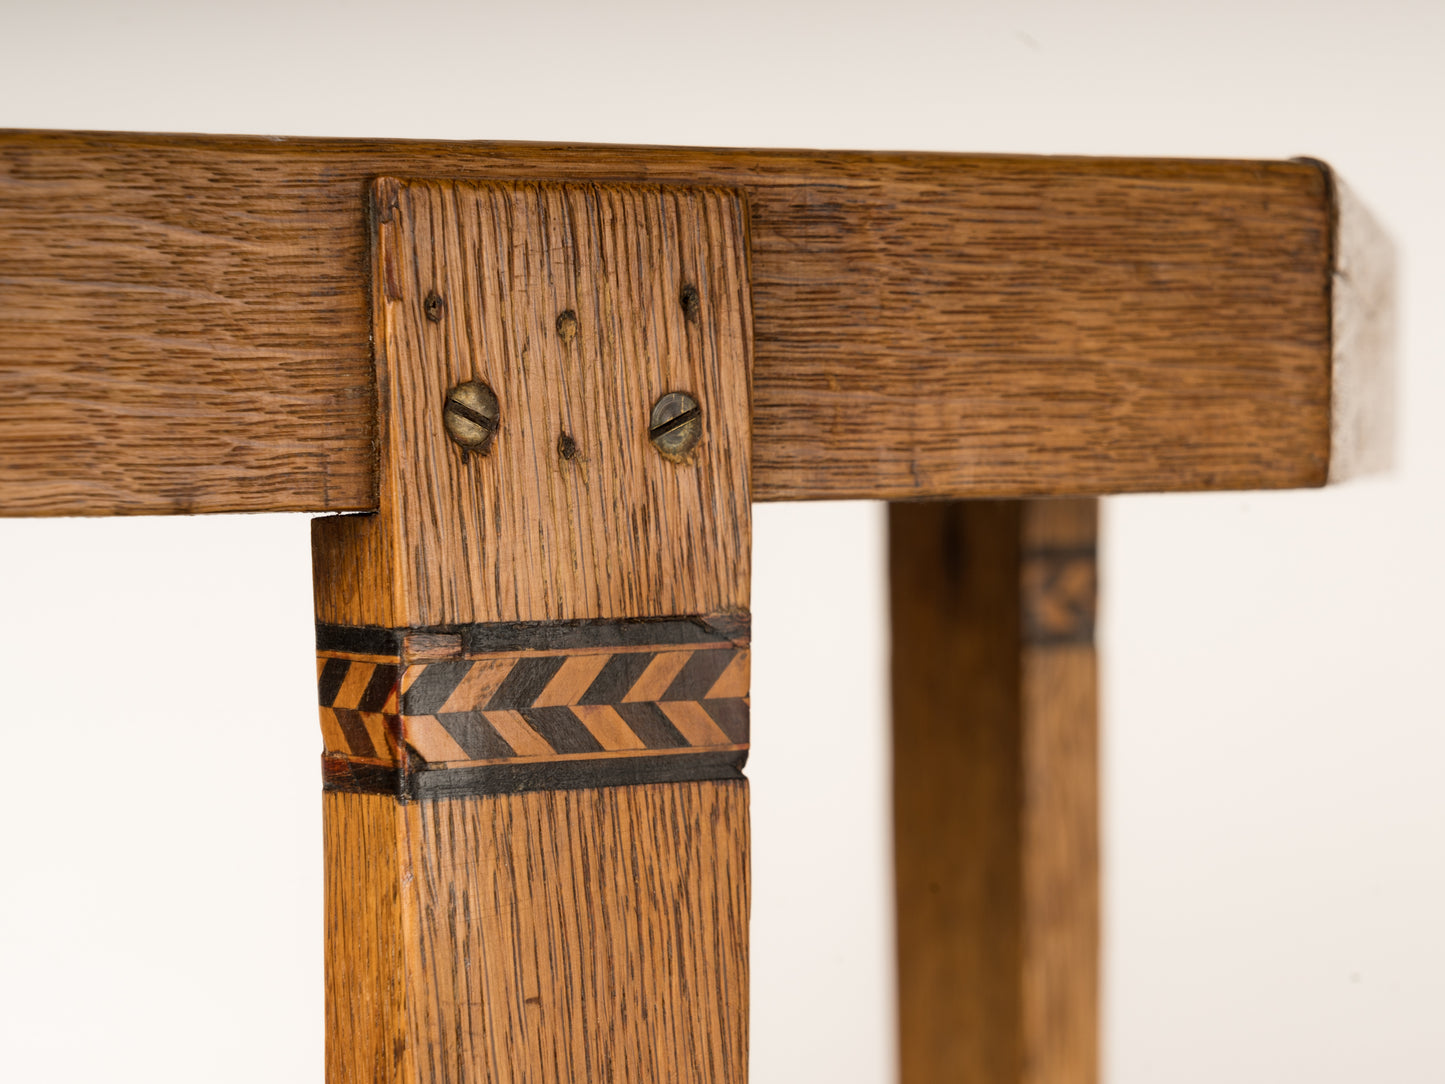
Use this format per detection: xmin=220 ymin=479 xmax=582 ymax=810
xmin=1 ymin=2 xmax=1441 ymax=1081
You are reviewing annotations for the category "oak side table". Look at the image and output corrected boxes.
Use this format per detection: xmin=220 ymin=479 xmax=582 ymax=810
xmin=0 ymin=130 xmax=1392 ymax=1083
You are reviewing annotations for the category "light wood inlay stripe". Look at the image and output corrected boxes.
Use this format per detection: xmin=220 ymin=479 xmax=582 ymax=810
xmin=318 ymin=650 xmax=404 ymax=665
xmin=318 ymin=707 xmax=348 ymax=755
xmin=335 ymin=662 xmax=375 ymax=711
xmin=706 ymin=650 xmax=751 ymax=700
xmin=358 ymin=712 xmax=394 ymax=762
xmin=572 ymin=704 xmax=650 ymax=751
xmin=404 ymin=714 xmax=473 ymax=764
xmin=625 ymin=651 xmax=694 ymax=702
xmin=483 ymin=710 xmax=558 ymax=758
xmin=438 ymin=659 xmax=513 ymax=713
xmin=534 ymin=654 xmax=614 ymax=708
xmin=659 ymin=701 xmax=734 ymax=748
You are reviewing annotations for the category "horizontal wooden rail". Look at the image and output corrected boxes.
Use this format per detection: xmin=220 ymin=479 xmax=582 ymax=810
xmin=0 ymin=130 xmax=1390 ymax=515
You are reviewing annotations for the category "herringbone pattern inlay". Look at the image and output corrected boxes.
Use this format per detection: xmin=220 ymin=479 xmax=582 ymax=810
xmin=316 ymin=617 xmax=750 ymax=787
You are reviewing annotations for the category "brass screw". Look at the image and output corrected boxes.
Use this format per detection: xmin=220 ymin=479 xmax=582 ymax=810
xmin=648 ymin=391 xmax=702 ymax=460
xmin=442 ymin=381 xmax=499 ymax=454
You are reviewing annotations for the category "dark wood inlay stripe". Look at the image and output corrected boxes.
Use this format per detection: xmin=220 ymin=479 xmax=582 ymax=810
xmin=322 ymin=750 xmax=749 ymax=800
xmin=615 ymin=702 xmax=690 ymax=750
xmin=520 ymin=707 xmax=606 ymax=755
xmin=358 ymin=665 xmax=400 ymax=712
xmin=315 ymin=624 xmax=403 ymax=655
xmin=488 ymin=656 xmax=569 ymax=711
xmin=317 ymin=657 xmax=351 ymax=706
xmin=580 ymin=652 xmax=657 ymax=706
xmin=1021 ymin=548 xmax=1098 ymax=645
xmin=463 ymin=615 xmax=748 ymax=653
xmin=437 ymin=711 xmax=516 ymax=760
xmin=400 ymin=660 xmax=473 ymax=715
xmin=701 ymin=698 xmax=751 ymax=745
xmin=333 ymin=709 xmax=377 ymax=760
xmin=317 ymin=615 xmax=749 ymax=655
xmin=663 ymin=649 xmax=738 ymax=701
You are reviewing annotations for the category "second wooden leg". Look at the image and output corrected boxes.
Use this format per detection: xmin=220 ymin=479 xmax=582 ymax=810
xmin=891 ymin=499 xmax=1099 ymax=1084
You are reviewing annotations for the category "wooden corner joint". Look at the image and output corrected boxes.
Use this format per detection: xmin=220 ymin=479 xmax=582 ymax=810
xmin=310 ymin=178 xmax=753 ymax=1082
xmin=312 ymin=177 xmax=755 ymax=801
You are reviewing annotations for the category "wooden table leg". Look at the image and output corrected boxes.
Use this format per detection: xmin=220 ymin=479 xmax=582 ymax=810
xmin=322 ymin=777 xmax=749 ymax=1082
xmin=891 ymin=499 xmax=1099 ymax=1084
xmin=312 ymin=177 xmax=754 ymax=1082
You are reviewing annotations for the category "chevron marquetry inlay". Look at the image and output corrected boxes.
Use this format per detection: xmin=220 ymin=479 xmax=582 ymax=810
xmin=315 ymin=615 xmax=750 ymax=798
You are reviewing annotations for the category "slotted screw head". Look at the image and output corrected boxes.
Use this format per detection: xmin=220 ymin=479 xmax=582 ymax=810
xmin=443 ymin=380 xmax=500 ymax=453
xmin=648 ymin=391 xmax=702 ymax=460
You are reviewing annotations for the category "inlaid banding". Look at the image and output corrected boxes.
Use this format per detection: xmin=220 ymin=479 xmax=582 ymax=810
xmin=1021 ymin=546 xmax=1097 ymax=645
xmin=317 ymin=615 xmax=750 ymax=798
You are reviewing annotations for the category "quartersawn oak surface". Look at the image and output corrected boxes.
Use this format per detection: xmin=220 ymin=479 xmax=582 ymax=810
xmin=0 ymin=129 xmax=1383 ymax=515
xmin=891 ymin=499 xmax=1099 ymax=1084
xmin=312 ymin=178 xmax=752 ymax=627
xmin=316 ymin=179 xmax=753 ymax=1083
xmin=325 ymin=783 xmax=749 ymax=1084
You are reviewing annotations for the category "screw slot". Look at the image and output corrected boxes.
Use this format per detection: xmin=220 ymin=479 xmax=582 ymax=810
xmin=648 ymin=392 xmax=703 ymax=460
xmin=443 ymin=381 xmax=500 ymax=454
xmin=424 ymin=290 xmax=445 ymax=323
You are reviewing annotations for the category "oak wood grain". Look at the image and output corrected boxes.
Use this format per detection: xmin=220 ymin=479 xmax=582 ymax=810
xmin=412 ymin=782 xmax=748 ymax=1084
xmin=891 ymin=499 xmax=1098 ymax=1084
xmin=316 ymin=179 xmax=753 ymax=1082
xmin=314 ymin=178 xmax=751 ymax=627
xmin=0 ymin=129 xmax=1379 ymax=514
xmin=324 ymin=783 xmax=748 ymax=1084
xmin=324 ymin=791 xmax=409 ymax=1083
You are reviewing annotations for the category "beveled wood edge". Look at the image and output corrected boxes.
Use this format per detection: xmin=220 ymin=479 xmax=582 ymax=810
xmin=1318 ymin=162 xmax=1396 ymax=482
xmin=0 ymin=125 xmax=1332 ymax=174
